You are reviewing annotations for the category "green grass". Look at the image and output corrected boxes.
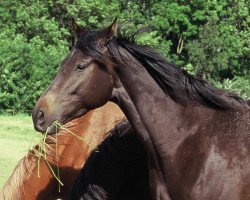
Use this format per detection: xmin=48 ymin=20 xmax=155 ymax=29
xmin=0 ymin=114 xmax=40 ymax=189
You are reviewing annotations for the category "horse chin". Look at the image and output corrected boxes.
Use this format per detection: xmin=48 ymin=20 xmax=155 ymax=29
xmin=61 ymin=107 xmax=89 ymax=126
xmin=46 ymin=123 xmax=58 ymax=135
xmin=42 ymin=108 xmax=89 ymax=135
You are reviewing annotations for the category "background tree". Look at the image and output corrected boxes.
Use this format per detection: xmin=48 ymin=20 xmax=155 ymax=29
xmin=0 ymin=0 xmax=249 ymax=112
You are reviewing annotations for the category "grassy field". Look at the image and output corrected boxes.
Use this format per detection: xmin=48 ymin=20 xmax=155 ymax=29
xmin=0 ymin=114 xmax=40 ymax=189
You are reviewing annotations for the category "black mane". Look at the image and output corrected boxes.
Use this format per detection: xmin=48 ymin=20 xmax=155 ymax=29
xmin=76 ymin=29 xmax=246 ymax=110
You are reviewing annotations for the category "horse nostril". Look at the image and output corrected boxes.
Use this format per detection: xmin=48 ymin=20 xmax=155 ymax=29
xmin=37 ymin=109 xmax=45 ymax=125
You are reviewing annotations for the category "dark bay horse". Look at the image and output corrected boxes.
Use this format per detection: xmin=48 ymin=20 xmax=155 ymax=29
xmin=32 ymin=19 xmax=250 ymax=199
xmin=68 ymin=119 xmax=150 ymax=200
xmin=1 ymin=102 xmax=124 ymax=200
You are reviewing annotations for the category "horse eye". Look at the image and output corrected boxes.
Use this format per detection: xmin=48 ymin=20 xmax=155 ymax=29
xmin=76 ymin=63 xmax=86 ymax=72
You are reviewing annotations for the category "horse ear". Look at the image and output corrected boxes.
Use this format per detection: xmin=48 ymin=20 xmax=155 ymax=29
xmin=99 ymin=18 xmax=118 ymax=42
xmin=71 ymin=18 xmax=85 ymax=38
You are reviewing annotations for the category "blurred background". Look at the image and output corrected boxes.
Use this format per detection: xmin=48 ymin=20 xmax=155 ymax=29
xmin=0 ymin=0 xmax=249 ymax=188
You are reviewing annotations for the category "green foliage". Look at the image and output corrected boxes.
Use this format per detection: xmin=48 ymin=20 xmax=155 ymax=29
xmin=187 ymin=21 xmax=229 ymax=79
xmin=213 ymin=76 xmax=250 ymax=98
xmin=0 ymin=32 xmax=67 ymax=111
xmin=0 ymin=0 xmax=249 ymax=112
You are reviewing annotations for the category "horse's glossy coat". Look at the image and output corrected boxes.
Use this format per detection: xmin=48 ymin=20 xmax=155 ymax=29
xmin=33 ymin=19 xmax=250 ymax=199
xmin=1 ymin=102 xmax=124 ymax=200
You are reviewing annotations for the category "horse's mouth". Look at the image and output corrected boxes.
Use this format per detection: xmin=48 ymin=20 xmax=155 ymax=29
xmin=60 ymin=107 xmax=89 ymax=126
xmin=45 ymin=107 xmax=89 ymax=134
xmin=34 ymin=107 xmax=89 ymax=135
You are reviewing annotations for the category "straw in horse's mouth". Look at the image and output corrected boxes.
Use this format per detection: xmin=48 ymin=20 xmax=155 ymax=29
xmin=53 ymin=121 xmax=96 ymax=149
xmin=34 ymin=118 xmax=97 ymax=193
xmin=37 ymin=124 xmax=64 ymax=192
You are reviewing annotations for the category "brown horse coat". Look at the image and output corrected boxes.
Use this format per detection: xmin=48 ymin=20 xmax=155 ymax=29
xmin=1 ymin=102 xmax=123 ymax=200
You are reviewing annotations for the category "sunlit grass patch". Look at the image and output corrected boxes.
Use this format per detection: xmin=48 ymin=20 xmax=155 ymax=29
xmin=0 ymin=114 xmax=39 ymax=189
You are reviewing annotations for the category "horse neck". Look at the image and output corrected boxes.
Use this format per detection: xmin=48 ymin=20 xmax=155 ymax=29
xmin=113 ymin=63 xmax=213 ymax=161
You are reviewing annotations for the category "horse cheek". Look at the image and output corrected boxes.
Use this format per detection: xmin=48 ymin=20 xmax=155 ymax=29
xmin=82 ymin=70 xmax=113 ymax=109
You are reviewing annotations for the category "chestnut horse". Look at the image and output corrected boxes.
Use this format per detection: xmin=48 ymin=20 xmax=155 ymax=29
xmin=1 ymin=102 xmax=124 ymax=200
xmin=32 ymin=19 xmax=250 ymax=200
